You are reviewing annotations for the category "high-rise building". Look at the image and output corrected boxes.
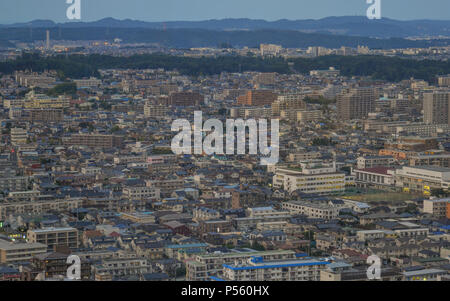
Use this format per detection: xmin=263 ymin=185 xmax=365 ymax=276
xmin=337 ymin=88 xmax=376 ymax=120
xmin=423 ymin=92 xmax=450 ymax=125
xmin=46 ymin=30 xmax=50 ymax=50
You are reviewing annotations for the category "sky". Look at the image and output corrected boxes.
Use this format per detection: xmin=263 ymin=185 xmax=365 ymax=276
xmin=0 ymin=0 xmax=449 ymax=24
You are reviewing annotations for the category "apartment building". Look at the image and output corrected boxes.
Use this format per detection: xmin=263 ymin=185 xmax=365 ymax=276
xmin=273 ymin=162 xmax=345 ymax=194
xmin=168 ymin=91 xmax=204 ymax=106
xmin=337 ymin=88 xmax=376 ymax=120
xmin=409 ymin=154 xmax=450 ymax=168
xmin=186 ymin=249 xmax=296 ymax=281
xmin=357 ymin=156 xmax=395 ymax=169
xmin=0 ymin=176 xmax=30 ymax=192
xmin=64 ymin=134 xmax=124 ymax=148
xmin=294 ymin=110 xmax=323 ymax=123
xmin=122 ymin=186 xmax=161 ymax=200
xmin=193 ymin=207 xmax=221 ymax=221
xmin=27 ymin=227 xmax=79 ymax=251
xmin=26 ymin=109 xmax=64 ymax=123
xmin=144 ymin=103 xmax=168 ymax=118
xmin=272 ymin=94 xmax=306 ymax=117
xmin=221 ymin=256 xmax=330 ymax=281
xmin=93 ymin=257 xmax=151 ymax=278
xmin=287 ymin=152 xmax=321 ymax=162
xmin=74 ymin=77 xmax=102 ymax=89
xmin=10 ymin=127 xmax=28 ymax=146
xmin=237 ymin=90 xmax=278 ymax=107
xmin=423 ymin=92 xmax=450 ymax=125
xmin=0 ymin=240 xmax=47 ymax=263
xmin=356 ymin=230 xmax=386 ymax=241
xmin=0 ymin=198 xmax=83 ymax=220
xmin=281 ymin=201 xmax=340 ymax=220
xmin=438 ymin=75 xmax=450 ymax=87
xmin=423 ymin=198 xmax=450 ymax=218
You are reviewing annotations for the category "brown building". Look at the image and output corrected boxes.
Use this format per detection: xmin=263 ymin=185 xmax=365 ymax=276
xmin=447 ymin=202 xmax=450 ymax=219
xmin=21 ymin=252 xmax=91 ymax=281
xmin=337 ymin=88 xmax=376 ymax=120
xmin=64 ymin=134 xmax=124 ymax=148
xmin=197 ymin=219 xmax=232 ymax=235
xmin=168 ymin=91 xmax=204 ymax=106
xmin=24 ymin=109 xmax=64 ymax=123
xmin=237 ymin=90 xmax=277 ymax=107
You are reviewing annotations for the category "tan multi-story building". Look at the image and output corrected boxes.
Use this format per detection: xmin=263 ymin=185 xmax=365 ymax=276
xmin=10 ymin=127 xmax=28 ymax=146
xmin=337 ymin=88 xmax=376 ymax=120
xmin=287 ymin=152 xmax=321 ymax=162
xmin=74 ymin=77 xmax=102 ymax=89
xmin=24 ymin=91 xmax=70 ymax=109
xmin=423 ymin=198 xmax=450 ymax=218
xmin=423 ymin=92 xmax=450 ymax=125
xmin=64 ymin=134 xmax=124 ymax=148
xmin=272 ymin=94 xmax=306 ymax=117
xmin=0 ymin=198 xmax=83 ymax=220
xmin=27 ymin=227 xmax=79 ymax=251
xmin=281 ymin=201 xmax=340 ymax=220
xmin=122 ymin=186 xmax=160 ymax=200
xmin=409 ymin=153 xmax=450 ymax=168
xmin=294 ymin=110 xmax=323 ymax=123
xmin=144 ymin=103 xmax=168 ymax=118
xmin=438 ymin=76 xmax=450 ymax=87
xmin=0 ymin=240 xmax=47 ymax=263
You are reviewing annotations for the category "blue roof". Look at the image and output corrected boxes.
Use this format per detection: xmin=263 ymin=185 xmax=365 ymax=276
xmin=166 ymin=243 xmax=208 ymax=249
xmin=223 ymin=261 xmax=330 ymax=271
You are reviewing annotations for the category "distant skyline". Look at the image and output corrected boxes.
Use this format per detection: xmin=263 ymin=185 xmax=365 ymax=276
xmin=1 ymin=0 xmax=450 ymax=24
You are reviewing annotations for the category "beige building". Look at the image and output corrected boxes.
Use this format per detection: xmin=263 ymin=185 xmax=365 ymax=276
xmin=0 ymin=240 xmax=47 ymax=263
xmin=27 ymin=227 xmax=79 ymax=251
xmin=282 ymin=201 xmax=340 ymax=220
xmin=337 ymin=88 xmax=376 ymax=120
xmin=423 ymin=198 xmax=450 ymax=218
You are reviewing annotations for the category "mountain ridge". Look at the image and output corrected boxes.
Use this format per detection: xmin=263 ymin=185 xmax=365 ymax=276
xmin=2 ymin=16 xmax=450 ymax=38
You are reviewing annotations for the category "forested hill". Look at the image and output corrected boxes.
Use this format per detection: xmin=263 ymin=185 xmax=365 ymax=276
xmin=0 ymin=27 xmax=449 ymax=49
xmin=1 ymin=53 xmax=450 ymax=83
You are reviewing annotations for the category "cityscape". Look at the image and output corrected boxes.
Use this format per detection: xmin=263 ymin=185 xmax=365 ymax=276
xmin=0 ymin=0 xmax=449 ymax=284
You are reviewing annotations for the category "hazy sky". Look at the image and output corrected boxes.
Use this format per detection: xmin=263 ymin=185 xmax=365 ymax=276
xmin=1 ymin=0 xmax=449 ymax=24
